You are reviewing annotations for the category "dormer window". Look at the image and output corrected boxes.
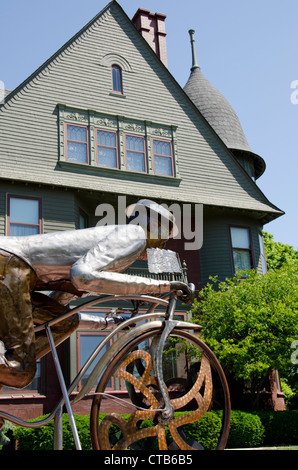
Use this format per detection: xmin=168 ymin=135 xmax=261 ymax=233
xmin=112 ymin=65 xmax=123 ymax=94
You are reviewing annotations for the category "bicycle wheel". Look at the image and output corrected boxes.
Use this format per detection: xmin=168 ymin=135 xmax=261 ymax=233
xmin=90 ymin=328 xmax=230 ymax=450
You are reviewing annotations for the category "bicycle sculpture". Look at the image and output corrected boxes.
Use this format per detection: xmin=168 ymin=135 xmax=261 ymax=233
xmin=0 ymin=199 xmax=230 ymax=450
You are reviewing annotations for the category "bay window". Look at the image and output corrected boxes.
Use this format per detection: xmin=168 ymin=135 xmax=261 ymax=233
xmin=59 ymin=106 xmax=180 ymax=180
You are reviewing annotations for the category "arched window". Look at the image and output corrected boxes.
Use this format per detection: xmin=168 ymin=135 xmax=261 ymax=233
xmin=112 ymin=65 xmax=122 ymax=93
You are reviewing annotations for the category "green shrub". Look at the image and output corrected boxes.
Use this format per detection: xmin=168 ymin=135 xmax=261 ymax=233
xmin=280 ymin=379 xmax=297 ymax=409
xmin=181 ymin=411 xmax=222 ymax=450
xmin=226 ymin=410 xmax=265 ymax=448
xmin=100 ymin=412 xmax=223 ymax=450
xmin=12 ymin=410 xmax=298 ymax=450
xmin=13 ymin=413 xmax=91 ymax=450
xmin=0 ymin=420 xmax=16 ymax=449
xmin=255 ymin=410 xmax=298 ymax=446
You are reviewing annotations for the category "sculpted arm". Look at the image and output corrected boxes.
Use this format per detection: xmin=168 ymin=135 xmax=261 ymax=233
xmin=70 ymin=226 xmax=170 ymax=296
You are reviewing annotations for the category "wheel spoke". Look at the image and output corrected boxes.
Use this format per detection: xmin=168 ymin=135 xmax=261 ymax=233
xmin=90 ymin=329 xmax=230 ymax=450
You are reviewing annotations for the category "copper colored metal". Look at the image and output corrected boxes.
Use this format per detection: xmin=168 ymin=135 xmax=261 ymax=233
xmin=98 ymin=350 xmax=213 ymax=450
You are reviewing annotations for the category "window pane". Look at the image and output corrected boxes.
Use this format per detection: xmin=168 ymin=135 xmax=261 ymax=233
xmin=233 ymin=249 xmax=252 ymax=271
xmin=125 ymin=136 xmax=146 ymax=172
xmin=10 ymin=224 xmax=39 ymax=236
xmin=23 ymin=361 xmax=41 ymax=391
xmin=258 ymin=233 xmax=267 ymax=273
xmin=98 ymin=130 xmax=116 ymax=147
xmin=230 ymin=227 xmax=250 ymax=249
xmin=154 ymin=155 xmax=173 ymax=176
xmin=97 ymin=130 xmax=117 ymax=168
xmin=79 ymin=213 xmax=88 ymax=229
xmin=126 ymin=135 xmax=144 ymax=152
xmin=67 ymin=125 xmax=87 ymax=142
xmin=153 ymin=140 xmax=172 ymax=156
xmin=67 ymin=142 xmax=88 ymax=163
xmin=258 ymin=233 xmax=265 ymax=256
xmin=112 ymin=66 xmax=122 ymax=93
xmin=66 ymin=125 xmax=88 ymax=163
xmin=261 ymin=256 xmax=267 ymax=274
xmin=5 ymin=197 xmax=41 ymax=392
xmin=80 ymin=335 xmax=111 ymax=388
xmin=98 ymin=147 xmax=117 ymax=168
xmin=10 ymin=198 xmax=39 ymax=224
xmin=126 ymin=151 xmax=145 ymax=172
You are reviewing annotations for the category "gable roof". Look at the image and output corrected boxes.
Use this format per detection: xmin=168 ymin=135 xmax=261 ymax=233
xmin=2 ymin=1 xmax=114 ymax=107
xmin=0 ymin=0 xmax=283 ymax=223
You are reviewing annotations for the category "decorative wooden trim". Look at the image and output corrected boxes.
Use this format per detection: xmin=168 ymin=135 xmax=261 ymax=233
xmin=57 ymin=104 xmax=180 ymax=182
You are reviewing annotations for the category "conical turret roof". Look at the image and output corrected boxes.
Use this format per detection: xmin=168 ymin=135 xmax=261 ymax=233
xmin=184 ymin=30 xmax=265 ymax=179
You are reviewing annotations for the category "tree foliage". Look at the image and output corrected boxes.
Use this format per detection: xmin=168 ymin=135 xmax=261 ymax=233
xmin=263 ymin=231 xmax=298 ymax=271
xmin=191 ymin=232 xmax=298 ymax=407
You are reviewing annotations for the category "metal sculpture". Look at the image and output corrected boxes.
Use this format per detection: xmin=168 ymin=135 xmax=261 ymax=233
xmin=0 ymin=199 xmax=193 ymax=390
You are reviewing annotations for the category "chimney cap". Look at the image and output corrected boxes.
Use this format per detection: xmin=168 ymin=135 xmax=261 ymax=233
xmin=132 ymin=8 xmax=166 ymax=21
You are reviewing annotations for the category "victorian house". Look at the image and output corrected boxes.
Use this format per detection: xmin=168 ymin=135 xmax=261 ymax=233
xmin=0 ymin=1 xmax=284 ymax=419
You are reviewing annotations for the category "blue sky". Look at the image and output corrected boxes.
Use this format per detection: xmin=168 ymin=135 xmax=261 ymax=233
xmin=0 ymin=0 xmax=297 ymax=248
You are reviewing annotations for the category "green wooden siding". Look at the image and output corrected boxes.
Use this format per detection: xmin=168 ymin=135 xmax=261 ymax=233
xmin=0 ymin=182 xmax=266 ymax=290
xmin=0 ymin=183 xmax=77 ymax=235
xmin=199 ymin=210 xmax=264 ymax=285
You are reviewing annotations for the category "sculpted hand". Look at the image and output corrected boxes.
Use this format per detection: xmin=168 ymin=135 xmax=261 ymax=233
xmin=170 ymin=282 xmax=195 ymax=304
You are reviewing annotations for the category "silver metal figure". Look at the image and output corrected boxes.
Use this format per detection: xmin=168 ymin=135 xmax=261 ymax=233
xmin=0 ymin=199 xmax=193 ymax=391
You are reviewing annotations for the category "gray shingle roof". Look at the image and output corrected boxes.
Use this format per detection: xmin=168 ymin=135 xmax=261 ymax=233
xmin=184 ymin=67 xmax=252 ymax=152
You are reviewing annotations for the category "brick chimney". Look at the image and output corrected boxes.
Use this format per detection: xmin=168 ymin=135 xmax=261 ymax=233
xmin=132 ymin=8 xmax=168 ymax=67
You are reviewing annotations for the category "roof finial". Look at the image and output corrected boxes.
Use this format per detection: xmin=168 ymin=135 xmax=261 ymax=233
xmin=188 ymin=29 xmax=199 ymax=70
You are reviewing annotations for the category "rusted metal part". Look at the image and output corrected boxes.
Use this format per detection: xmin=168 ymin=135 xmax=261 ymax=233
xmin=98 ymin=349 xmax=213 ymax=450
xmin=168 ymin=354 xmax=212 ymax=450
xmin=99 ymin=349 xmax=162 ymax=450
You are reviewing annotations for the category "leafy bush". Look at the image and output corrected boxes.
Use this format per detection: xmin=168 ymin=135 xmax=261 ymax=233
xmin=226 ymin=410 xmax=264 ymax=448
xmin=280 ymin=379 xmax=295 ymax=408
xmin=13 ymin=413 xmax=91 ymax=450
xmin=255 ymin=410 xmax=298 ymax=446
xmin=178 ymin=411 xmax=222 ymax=450
xmin=0 ymin=420 xmax=16 ymax=449
xmin=191 ymin=262 xmax=298 ymax=410
xmin=12 ymin=410 xmax=298 ymax=450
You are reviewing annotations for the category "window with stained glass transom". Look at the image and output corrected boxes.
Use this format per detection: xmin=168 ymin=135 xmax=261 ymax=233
xmin=153 ymin=139 xmax=174 ymax=176
xmin=125 ymin=135 xmax=146 ymax=173
xmin=97 ymin=129 xmax=118 ymax=168
xmin=66 ymin=124 xmax=88 ymax=164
